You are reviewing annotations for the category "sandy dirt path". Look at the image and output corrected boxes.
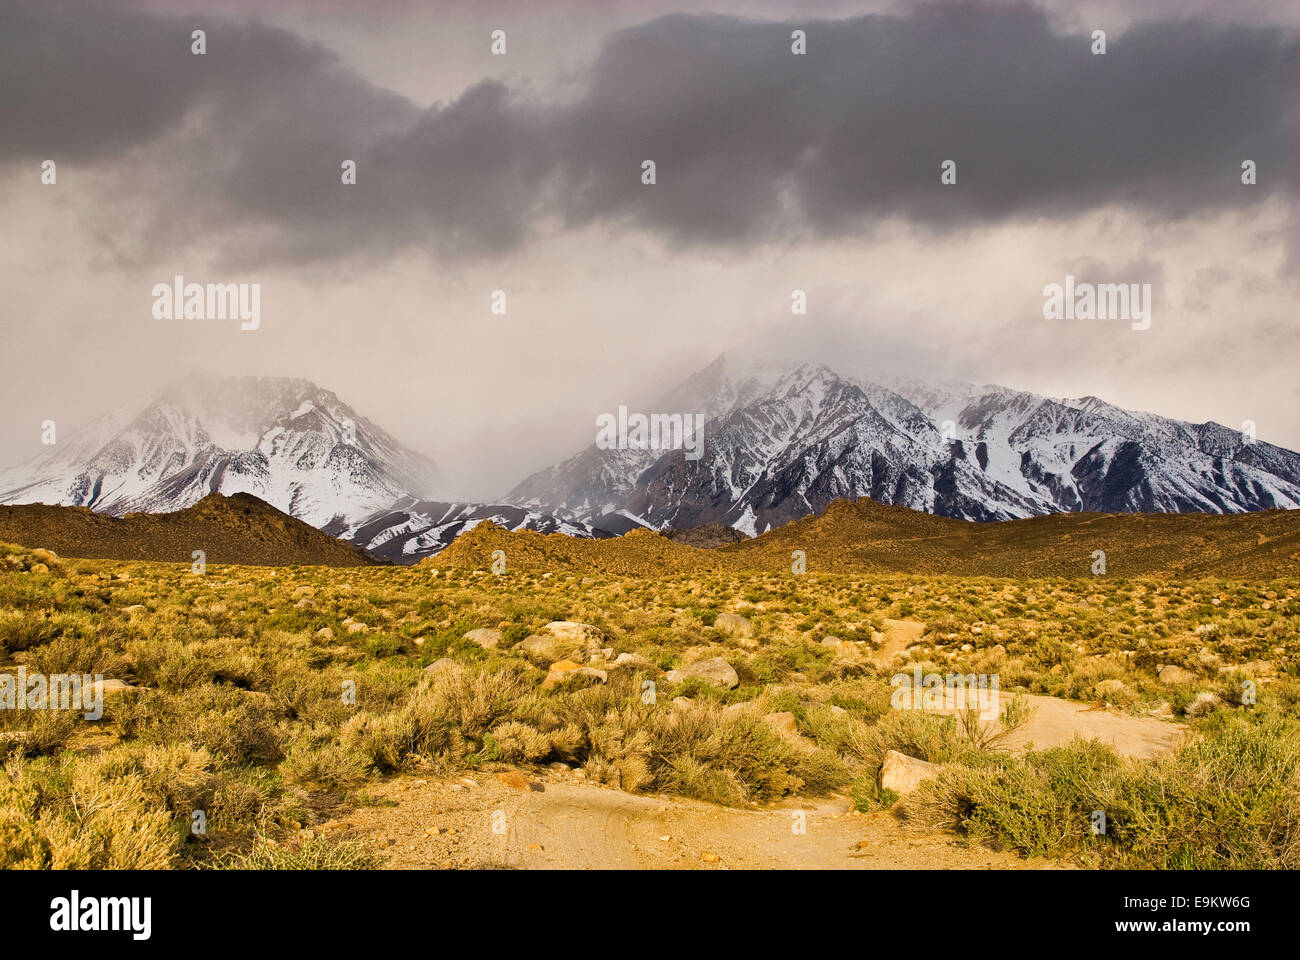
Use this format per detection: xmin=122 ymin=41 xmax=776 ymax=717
xmin=318 ymin=771 xmax=1066 ymax=870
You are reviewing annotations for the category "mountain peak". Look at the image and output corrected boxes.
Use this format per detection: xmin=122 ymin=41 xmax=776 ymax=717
xmin=0 ymin=377 xmax=441 ymax=528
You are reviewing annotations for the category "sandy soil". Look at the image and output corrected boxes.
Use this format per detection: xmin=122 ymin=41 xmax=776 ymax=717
xmin=874 ymin=620 xmax=1188 ymax=760
xmin=315 ymin=770 xmax=1067 ymax=870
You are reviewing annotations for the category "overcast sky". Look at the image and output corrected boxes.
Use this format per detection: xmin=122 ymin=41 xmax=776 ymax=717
xmin=1 ymin=0 xmax=1296 ymax=499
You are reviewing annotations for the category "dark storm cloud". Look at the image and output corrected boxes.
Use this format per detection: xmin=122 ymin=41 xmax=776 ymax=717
xmin=566 ymin=5 xmax=1298 ymax=242
xmin=2 ymin=1 xmax=1295 ymax=264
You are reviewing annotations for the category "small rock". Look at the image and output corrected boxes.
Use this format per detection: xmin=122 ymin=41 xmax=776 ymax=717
xmin=701 ymin=851 xmax=720 ymax=863
xmin=879 ymin=750 xmax=938 ymax=796
xmin=496 ymin=771 xmax=532 ymax=790
xmin=315 ymin=627 xmax=334 ymax=639
xmin=424 ymin=658 xmax=457 ymax=675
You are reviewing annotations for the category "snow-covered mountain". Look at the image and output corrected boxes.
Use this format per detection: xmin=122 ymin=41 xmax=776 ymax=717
xmin=333 ymin=497 xmax=609 ymax=563
xmin=509 ymin=354 xmax=1300 ymax=535
xmin=0 ymin=377 xmax=441 ymax=529
xmin=8 ymin=363 xmax=1296 ymax=559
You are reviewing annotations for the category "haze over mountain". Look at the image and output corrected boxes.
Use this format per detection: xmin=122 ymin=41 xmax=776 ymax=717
xmin=511 ymin=353 xmax=1300 ymax=535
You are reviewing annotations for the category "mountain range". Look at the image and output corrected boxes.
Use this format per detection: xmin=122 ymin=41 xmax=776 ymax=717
xmin=1 ymin=357 xmax=1298 ymax=562
xmin=511 ymin=354 xmax=1300 ymax=535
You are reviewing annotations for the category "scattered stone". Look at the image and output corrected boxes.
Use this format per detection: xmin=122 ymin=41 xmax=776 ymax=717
xmin=315 ymin=627 xmax=334 ymax=639
xmin=701 ymin=851 xmax=719 ymax=863
xmin=879 ymin=750 xmax=938 ymax=796
xmin=122 ymin=605 xmax=146 ymax=617
xmin=424 ymin=658 xmax=457 ymax=675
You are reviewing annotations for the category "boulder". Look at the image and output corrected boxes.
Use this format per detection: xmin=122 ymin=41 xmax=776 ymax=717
xmin=1158 ymin=664 xmax=1197 ymax=685
xmin=763 ymin=711 xmax=800 ymax=739
xmin=1095 ymin=678 xmax=1127 ymax=698
xmin=879 ymin=750 xmax=938 ymax=795
xmin=515 ymin=634 xmax=568 ymax=664
xmin=1184 ymin=691 xmax=1223 ymax=718
xmin=714 ymin=613 xmax=753 ymax=638
xmin=464 ymin=628 xmax=503 ymax=650
xmin=666 ymin=657 xmax=739 ymax=690
xmin=424 ymin=658 xmax=457 ymax=675
xmin=515 ymin=622 xmax=603 ymax=663
xmin=609 ymin=651 xmax=658 ymax=672
xmin=541 ymin=660 xmax=607 ymax=691
xmin=543 ymin=621 xmax=604 ymax=645
xmin=820 ymin=635 xmax=865 ymax=662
